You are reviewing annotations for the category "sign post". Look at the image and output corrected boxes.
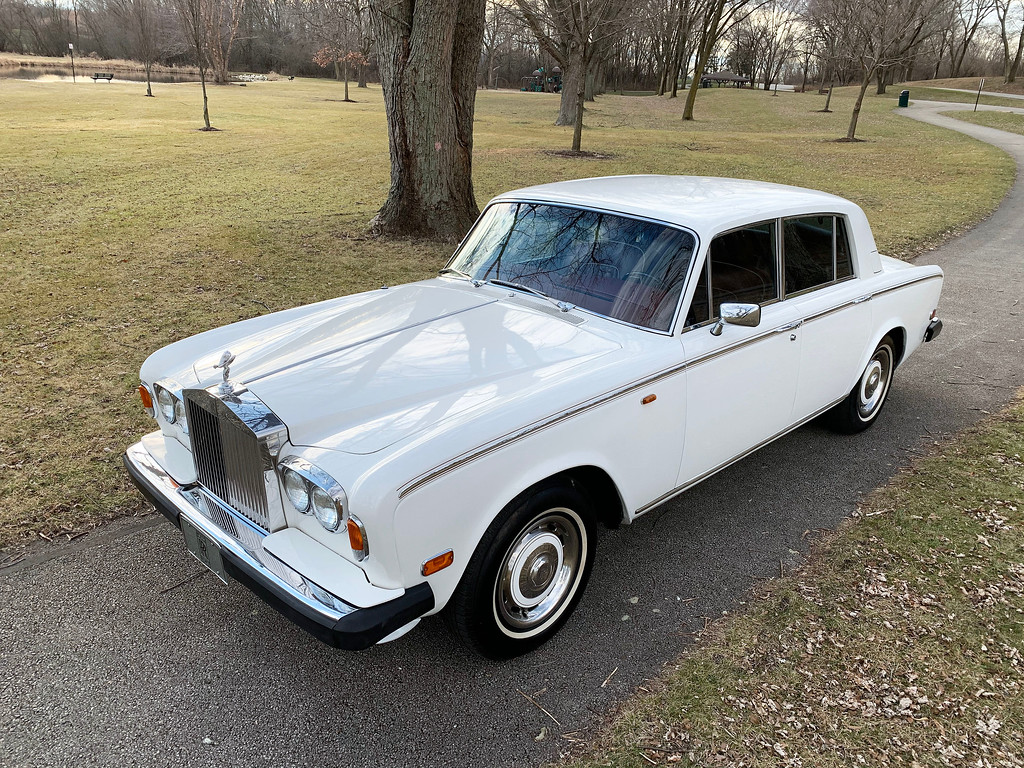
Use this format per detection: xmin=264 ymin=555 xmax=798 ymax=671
xmin=68 ymin=42 xmax=76 ymax=83
xmin=974 ymin=78 xmax=985 ymax=112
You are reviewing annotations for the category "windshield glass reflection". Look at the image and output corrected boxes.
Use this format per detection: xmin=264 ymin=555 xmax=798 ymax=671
xmin=449 ymin=203 xmax=696 ymax=332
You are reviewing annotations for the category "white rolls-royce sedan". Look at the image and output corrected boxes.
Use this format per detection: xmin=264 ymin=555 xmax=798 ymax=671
xmin=124 ymin=176 xmax=944 ymax=658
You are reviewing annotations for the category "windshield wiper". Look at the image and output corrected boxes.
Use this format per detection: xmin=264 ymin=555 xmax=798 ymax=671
xmin=487 ymin=279 xmax=576 ymax=313
xmin=438 ymin=267 xmax=482 ymax=285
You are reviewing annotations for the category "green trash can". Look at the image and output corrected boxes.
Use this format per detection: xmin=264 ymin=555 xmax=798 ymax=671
xmin=898 ymin=90 xmax=910 ymax=108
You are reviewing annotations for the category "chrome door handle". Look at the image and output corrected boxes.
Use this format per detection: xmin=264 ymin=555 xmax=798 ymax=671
xmin=774 ymin=320 xmax=803 ymax=333
xmin=852 ymin=294 xmax=872 ymax=304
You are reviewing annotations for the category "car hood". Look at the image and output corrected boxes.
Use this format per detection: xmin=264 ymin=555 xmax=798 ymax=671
xmin=189 ymin=282 xmax=623 ymax=455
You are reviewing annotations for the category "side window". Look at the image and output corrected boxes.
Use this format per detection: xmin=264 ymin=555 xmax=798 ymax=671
xmin=685 ymin=259 xmax=710 ymax=326
xmin=709 ymin=221 xmax=778 ymax=317
xmin=784 ymin=216 xmax=834 ymax=295
xmin=836 ymin=217 xmax=853 ymax=279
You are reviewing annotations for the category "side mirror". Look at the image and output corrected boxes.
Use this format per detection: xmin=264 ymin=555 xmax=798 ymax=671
xmin=710 ymin=302 xmax=761 ymax=336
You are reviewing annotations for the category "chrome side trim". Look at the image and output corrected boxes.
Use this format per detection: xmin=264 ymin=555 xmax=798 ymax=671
xmin=869 ymin=273 xmax=942 ymax=300
xmin=397 ymin=361 xmax=690 ymax=499
xmin=398 ymin=272 xmax=940 ymax=500
xmin=399 ymin=323 xmax=793 ymax=498
xmin=633 ymin=395 xmax=847 ymax=516
xmin=125 ymin=441 xmax=357 ymax=619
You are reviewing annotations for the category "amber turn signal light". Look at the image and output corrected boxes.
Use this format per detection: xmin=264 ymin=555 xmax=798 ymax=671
xmin=641 ymin=394 xmax=657 ymax=405
xmin=421 ymin=549 xmax=454 ymax=576
xmin=347 ymin=518 xmax=365 ymax=552
xmin=138 ymin=385 xmax=154 ymax=413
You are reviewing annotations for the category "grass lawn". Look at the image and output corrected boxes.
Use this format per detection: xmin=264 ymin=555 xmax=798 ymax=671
xmin=0 ymin=78 xmax=1014 ymax=549
xmin=945 ymin=110 xmax=1024 ymax=136
xmin=573 ymin=392 xmax=1024 ymax=767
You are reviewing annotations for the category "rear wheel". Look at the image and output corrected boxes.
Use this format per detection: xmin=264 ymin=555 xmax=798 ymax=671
xmin=827 ymin=336 xmax=896 ymax=434
xmin=448 ymin=482 xmax=595 ymax=659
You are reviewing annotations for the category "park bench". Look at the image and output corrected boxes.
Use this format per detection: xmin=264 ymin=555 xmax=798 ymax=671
xmin=91 ymin=72 xmax=114 ymax=82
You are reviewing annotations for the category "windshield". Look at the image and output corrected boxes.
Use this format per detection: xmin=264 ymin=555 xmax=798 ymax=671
xmin=448 ymin=202 xmax=697 ymax=332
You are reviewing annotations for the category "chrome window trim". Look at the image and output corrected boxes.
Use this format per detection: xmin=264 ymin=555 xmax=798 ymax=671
xmin=443 ymin=199 xmax=702 ymax=337
xmin=780 ymin=213 xmax=854 ymax=299
xmin=704 ymin=217 xmax=781 ymax=320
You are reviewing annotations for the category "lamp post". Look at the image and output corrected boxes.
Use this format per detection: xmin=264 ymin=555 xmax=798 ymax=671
xmin=68 ymin=42 xmax=76 ymax=83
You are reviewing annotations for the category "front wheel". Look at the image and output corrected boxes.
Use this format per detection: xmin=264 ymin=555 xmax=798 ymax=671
xmin=448 ymin=482 xmax=596 ymax=659
xmin=827 ymin=335 xmax=896 ymax=434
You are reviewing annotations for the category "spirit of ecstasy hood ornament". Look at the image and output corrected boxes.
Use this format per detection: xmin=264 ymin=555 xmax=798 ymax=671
xmin=214 ymin=350 xmax=236 ymax=391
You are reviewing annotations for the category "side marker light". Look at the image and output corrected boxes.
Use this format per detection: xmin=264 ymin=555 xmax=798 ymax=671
xmin=421 ymin=549 xmax=454 ymax=576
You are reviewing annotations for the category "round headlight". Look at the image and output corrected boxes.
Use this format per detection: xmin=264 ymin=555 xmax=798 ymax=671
xmin=156 ymin=387 xmax=176 ymax=423
xmin=173 ymin=399 xmax=188 ymax=434
xmin=311 ymin=487 xmax=340 ymax=531
xmin=283 ymin=469 xmax=310 ymax=513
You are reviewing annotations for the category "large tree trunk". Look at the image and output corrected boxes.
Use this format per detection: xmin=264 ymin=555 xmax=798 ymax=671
xmin=144 ymin=60 xmax=153 ymax=97
xmin=875 ymin=67 xmax=887 ymax=95
xmin=556 ymin=51 xmax=583 ymax=126
xmin=846 ymin=66 xmax=873 ymax=140
xmin=369 ymin=0 xmax=485 ymax=240
xmin=571 ymin=61 xmax=585 ymax=151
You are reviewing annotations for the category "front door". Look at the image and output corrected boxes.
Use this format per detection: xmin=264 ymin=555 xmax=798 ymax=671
xmin=677 ymin=220 xmax=803 ymax=486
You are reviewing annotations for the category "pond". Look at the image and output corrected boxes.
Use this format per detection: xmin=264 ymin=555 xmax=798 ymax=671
xmin=0 ymin=66 xmax=202 ymax=83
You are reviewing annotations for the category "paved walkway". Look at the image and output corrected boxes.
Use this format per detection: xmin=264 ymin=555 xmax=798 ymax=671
xmin=2 ymin=109 xmax=1024 ymax=768
xmin=928 ymin=86 xmax=1024 ymax=101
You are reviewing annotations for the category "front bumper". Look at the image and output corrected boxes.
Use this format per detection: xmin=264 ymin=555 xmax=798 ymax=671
xmin=124 ymin=441 xmax=433 ymax=650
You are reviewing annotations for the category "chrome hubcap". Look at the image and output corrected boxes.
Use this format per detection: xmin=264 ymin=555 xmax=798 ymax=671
xmin=496 ymin=510 xmax=583 ymax=633
xmin=857 ymin=348 xmax=892 ymax=420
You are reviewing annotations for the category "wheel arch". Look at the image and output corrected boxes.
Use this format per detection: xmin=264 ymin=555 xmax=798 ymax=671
xmin=545 ymin=465 xmax=626 ymax=529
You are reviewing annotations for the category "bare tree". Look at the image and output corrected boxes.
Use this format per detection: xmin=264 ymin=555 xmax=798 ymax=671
xmin=515 ymin=0 xmax=635 ymax=134
xmin=173 ymin=0 xmax=215 ymax=128
xmin=682 ymin=0 xmax=759 ymax=120
xmin=111 ymin=0 xmax=159 ymax=95
xmin=727 ymin=0 xmax=800 ymax=89
xmin=995 ymin=0 xmax=1024 ymax=82
xmin=368 ymin=0 xmax=486 ymax=240
xmin=815 ymin=0 xmax=940 ymax=140
xmin=946 ymin=0 xmax=998 ymax=77
xmin=203 ymin=0 xmax=243 ymax=83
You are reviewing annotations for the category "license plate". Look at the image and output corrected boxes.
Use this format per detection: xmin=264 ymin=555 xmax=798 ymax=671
xmin=181 ymin=517 xmax=228 ymax=584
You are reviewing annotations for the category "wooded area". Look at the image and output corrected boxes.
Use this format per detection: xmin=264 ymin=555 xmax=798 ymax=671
xmin=3 ymin=0 xmax=1022 ymax=93
xmin=4 ymin=0 xmax=1022 ymax=236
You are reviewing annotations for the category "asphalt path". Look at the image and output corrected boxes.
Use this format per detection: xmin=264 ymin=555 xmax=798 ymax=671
xmin=2 ymin=103 xmax=1023 ymax=768
xmin=929 ymin=86 xmax=1024 ymax=101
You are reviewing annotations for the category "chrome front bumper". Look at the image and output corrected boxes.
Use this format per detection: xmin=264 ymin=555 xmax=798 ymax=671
xmin=124 ymin=441 xmax=433 ymax=650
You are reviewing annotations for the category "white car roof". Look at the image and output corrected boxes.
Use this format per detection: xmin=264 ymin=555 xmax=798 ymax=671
xmin=491 ymin=175 xmax=866 ymax=239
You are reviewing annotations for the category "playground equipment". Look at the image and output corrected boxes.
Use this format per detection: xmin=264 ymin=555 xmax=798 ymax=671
xmin=520 ymin=66 xmax=562 ymax=93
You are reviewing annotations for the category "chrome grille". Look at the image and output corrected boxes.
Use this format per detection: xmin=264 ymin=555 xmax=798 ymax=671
xmin=185 ymin=390 xmax=270 ymax=529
